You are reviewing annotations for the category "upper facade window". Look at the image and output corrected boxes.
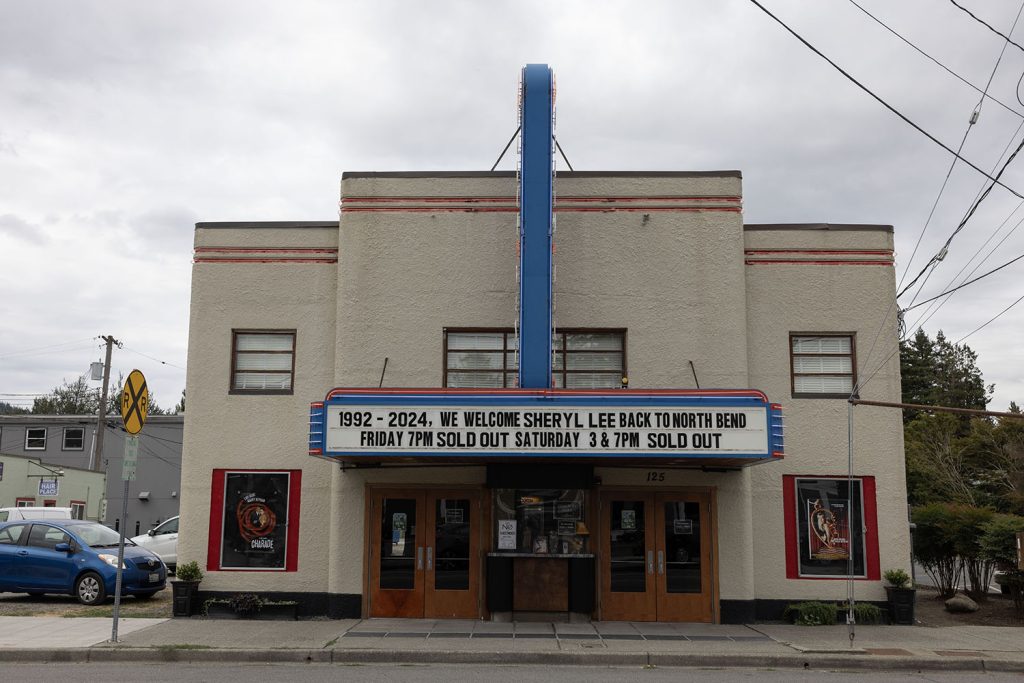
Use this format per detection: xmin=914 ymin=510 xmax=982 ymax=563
xmin=790 ymin=334 xmax=855 ymax=398
xmin=62 ymin=427 xmax=85 ymax=451
xmin=231 ymin=330 xmax=296 ymax=394
xmin=444 ymin=329 xmax=625 ymax=389
xmin=25 ymin=428 xmax=47 ymax=450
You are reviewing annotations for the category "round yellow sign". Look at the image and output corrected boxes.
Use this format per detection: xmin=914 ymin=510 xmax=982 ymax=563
xmin=121 ymin=369 xmax=149 ymax=435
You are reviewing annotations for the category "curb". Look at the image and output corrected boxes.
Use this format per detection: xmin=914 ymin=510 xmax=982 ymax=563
xmin=1 ymin=647 xmax=1023 ymax=672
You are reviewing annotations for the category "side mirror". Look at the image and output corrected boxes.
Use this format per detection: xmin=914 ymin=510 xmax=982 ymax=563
xmin=148 ymin=529 xmax=156 ymax=536
xmin=54 ymin=542 xmax=71 ymax=553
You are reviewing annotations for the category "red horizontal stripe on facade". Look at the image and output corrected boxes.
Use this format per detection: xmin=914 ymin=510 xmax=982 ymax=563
xmin=194 ymin=247 xmax=337 ymax=254
xmin=194 ymin=257 xmax=338 ymax=264
xmin=341 ymin=206 xmax=740 ymax=213
xmin=745 ymin=259 xmax=893 ymax=266
xmin=745 ymin=249 xmax=892 ymax=256
xmin=342 ymin=195 xmax=741 ymax=203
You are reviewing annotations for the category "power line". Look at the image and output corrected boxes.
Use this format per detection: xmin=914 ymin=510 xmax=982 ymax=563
xmin=120 ymin=346 xmax=186 ymax=371
xmin=956 ymin=291 xmax=1024 ymax=343
xmin=903 ymin=249 xmax=1024 ymax=312
xmin=846 ymin=0 xmax=1024 ymax=118
xmin=745 ymin=0 xmax=1024 ymax=199
xmin=949 ymin=0 xmax=1024 ymax=54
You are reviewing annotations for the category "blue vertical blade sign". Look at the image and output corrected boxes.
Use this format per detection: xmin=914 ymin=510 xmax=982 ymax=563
xmin=518 ymin=64 xmax=555 ymax=390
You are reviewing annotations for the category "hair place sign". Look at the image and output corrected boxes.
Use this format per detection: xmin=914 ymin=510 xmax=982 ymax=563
xmin=309 ymin=389 xmax=784 ymax=466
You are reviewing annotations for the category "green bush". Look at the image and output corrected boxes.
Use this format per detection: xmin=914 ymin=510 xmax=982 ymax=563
xmin=979 ymin=514 xmax=1024 ymax=569
xmin=948 ymin=505 xmax=996 ymax=599
xmin=175 ymin=561 xmax=203 ymax=583
xmin=783 ymin=601 xmax=838 ymax=626
xmin=912 ymin=504 xmax=961 ymax=598
xmin=842 ymin=602 xmax=883 ymax=624
xmin=884 ymin=568 xmax=911 ymax=589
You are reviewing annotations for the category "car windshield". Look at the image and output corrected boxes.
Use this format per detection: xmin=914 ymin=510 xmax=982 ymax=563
xmin=73 ymin=523 xmax=125 ymax=548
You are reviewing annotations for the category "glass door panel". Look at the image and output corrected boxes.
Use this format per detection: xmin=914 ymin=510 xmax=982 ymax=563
xmin=379 ymin=498 xmax=418 ymax=589
xmin=433 ymin=497 xmax=470 ymax=591
xmin=662 ymin=501 xmax=701 ymax=594
xmin=609 ymin=501 xmax=647 ymax=593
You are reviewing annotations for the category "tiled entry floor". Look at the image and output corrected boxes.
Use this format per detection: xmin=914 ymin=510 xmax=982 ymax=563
xmin=343 ymin=620 xmax=772 ymax=642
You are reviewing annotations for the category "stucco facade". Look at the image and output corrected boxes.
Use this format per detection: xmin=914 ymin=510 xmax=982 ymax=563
xmin=179 ymin=171 xmax=908 ymax=621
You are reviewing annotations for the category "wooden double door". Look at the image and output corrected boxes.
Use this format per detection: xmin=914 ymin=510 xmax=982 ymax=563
xmin=599 ymin=490 xmax=715 ymax=622
xmin=367 ymin=489 xmax=482 ymax=618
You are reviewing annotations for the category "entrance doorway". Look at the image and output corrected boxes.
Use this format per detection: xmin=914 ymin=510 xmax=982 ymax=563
xmin=367 ymin=488 xmax=482 ymax=618
xmin=599 ymin=490 xmax=715 ymax=622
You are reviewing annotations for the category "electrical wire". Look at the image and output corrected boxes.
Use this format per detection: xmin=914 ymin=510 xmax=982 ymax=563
xmin=746 ymin=0 xmax=1024 ymax=198
xmin=0 ymin=338 xmax=97 ymax=359
xmin=120 ymin=346 xmax=186 ymax=371
xmin=956 ymin=291 xmax=1024 ymax=343
xmin=847 ymin=0 xmax=1024 ymax=118
xmin=904 ymin=249 xmax=1024 ymax=312
xmin=949 ymin=0 xmax=1024 ymax=54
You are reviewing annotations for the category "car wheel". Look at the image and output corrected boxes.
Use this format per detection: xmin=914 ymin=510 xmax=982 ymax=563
xmin=75 ymin=572 xmax=106 ymax=605
xmin=135 ymin=591 xmax=158 ymax=600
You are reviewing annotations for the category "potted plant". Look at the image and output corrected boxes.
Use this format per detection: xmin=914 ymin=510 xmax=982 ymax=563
xmin=884 ymin=568 xmax=916 ymax=625
xmin=172 ymin=560 xmax=203 ymax=617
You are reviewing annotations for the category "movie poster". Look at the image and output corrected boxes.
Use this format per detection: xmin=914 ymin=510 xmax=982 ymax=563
xmin=221 ymin=471 xmax=289 ymax=569
xmin=796 ymin=478 xmax=864 ymax=577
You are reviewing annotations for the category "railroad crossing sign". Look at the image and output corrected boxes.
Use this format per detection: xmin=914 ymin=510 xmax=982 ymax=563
xmin=121 ymin=369 xmax=148 ymax=435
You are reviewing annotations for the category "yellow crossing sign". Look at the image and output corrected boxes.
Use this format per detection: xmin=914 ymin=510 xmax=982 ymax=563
xmin=121 ymin=369 xmax=149 ymax=435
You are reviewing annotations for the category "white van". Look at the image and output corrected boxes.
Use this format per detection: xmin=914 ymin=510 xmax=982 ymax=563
xmin=0 ymin=506 xmax=74 ymax=522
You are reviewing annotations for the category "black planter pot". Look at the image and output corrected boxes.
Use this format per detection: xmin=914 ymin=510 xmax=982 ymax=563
xmin=171 ymin=581 xmax=200 ymax=617
xmin=886 ymin=586 xmax=916 ymax=625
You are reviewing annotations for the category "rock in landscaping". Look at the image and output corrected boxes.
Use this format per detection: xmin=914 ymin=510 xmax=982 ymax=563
xmin=944 ymin=595 xmax=979 ymax=613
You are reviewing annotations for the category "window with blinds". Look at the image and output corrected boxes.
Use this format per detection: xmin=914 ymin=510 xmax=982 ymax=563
xmin=444 ymin=329 xmax=625 ymax=389
xmin=790 ymin=334 xmax=855 ymax=397
xmin=231 ymin=330 xmax=296 ymax=394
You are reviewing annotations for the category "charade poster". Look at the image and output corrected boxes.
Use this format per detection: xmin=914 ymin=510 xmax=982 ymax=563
xmin=796 ymin=478 xmax=864 ymax=577
xmin=221 ymin=472 xmax=289 ymax=569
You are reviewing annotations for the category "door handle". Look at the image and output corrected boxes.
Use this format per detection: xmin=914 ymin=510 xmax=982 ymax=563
xmin=17 ymin=550 xmax=28 ymax=556
xmin=657 ymin=550 xmax=665 ymax=575
xmin=417 ymin=546 xmax=424 ymax=571
xmin=426 ymin=547 xmax=433 ymax=571
xmin=647 ymin=550 xmax=654 ymax=575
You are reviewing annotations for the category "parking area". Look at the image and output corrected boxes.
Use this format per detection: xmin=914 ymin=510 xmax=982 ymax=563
xmin=0 ymin=587 xmax=171 ymax=618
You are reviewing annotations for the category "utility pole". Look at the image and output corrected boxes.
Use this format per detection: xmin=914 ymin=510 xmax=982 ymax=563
xmin=93 ymin=335 xmax=119 ymax=471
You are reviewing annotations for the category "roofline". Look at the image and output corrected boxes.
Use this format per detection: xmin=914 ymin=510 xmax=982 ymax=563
xmin=744 ymin=223 xmax=893 ymax=233
xmin=341 ymin=170 xmax=742 ymax=179
xmin=0 ymin=452 xmax=106 ymax=475
xmin=0 ymin=414 xmax=184 ymax=424
xmin=195 ymin=221 xmax=338 ymax=230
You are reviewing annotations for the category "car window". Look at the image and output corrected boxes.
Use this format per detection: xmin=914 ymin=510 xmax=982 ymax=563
xmin=0 ymin=524 xmax=27 ymax=544
xmin=157 ymin=518 xmax=178 ymax=534
xmin=73 ymin=523 xmax=123 ymax=548
xmin=27 ymin=524 xmax=70 ymax=551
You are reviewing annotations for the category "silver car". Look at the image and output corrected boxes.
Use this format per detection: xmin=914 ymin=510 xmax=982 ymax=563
xmin=129 ymin=516 xmax=178 ymax=573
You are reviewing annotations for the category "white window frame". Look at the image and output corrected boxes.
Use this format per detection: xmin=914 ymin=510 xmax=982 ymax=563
xmin=790 ymin=333 xmax=856 ymax=398
xmin=62 ymin=427 xmax=85 ymax=451
xmin=70 ymin=502 xmax=87 ymax=520
xmin=230 ymin=330 xmax=296 ymax=394
xmin=25 ymin=428 xmax=47 ymax=450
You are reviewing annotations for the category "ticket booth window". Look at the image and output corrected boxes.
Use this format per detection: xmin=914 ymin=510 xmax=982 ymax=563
xmin=492 ymin=488 xmax=590 ymax=555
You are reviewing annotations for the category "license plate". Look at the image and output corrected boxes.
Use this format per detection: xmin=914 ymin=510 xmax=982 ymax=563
xmin=149 ymin=572 xmax=159 ymax=583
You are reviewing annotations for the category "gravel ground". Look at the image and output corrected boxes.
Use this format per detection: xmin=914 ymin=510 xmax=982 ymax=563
xmin=0 ymin=586 xmax=171 ymax=618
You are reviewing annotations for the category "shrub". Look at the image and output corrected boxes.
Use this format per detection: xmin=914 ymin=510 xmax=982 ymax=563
xmin=912 ymin=504 xmax=961 ymax=598
xmin=979 ymin=514 xmax=1024 ymax=569
xmin=229 ymin=592 xmax=264 ymax=615
xmin=884 ymin=568 xmax=911 ymax=589
xmin=783 ymin=601 xmax=838 ymax=626
xmin=175 ymin=561 xmax=203 ymax=583
xmin=948 ymin=505 xmax=996 ymax=600
xmin=840 ymin=602 xmax=883 ymax=624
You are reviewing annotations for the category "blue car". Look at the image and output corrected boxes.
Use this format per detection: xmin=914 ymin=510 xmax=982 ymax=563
xmin=0 ymin=519 xmax=166 ymax=605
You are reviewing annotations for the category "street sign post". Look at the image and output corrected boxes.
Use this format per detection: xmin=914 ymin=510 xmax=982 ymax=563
xmin=112 ymin=369 xmax=148 ymax=643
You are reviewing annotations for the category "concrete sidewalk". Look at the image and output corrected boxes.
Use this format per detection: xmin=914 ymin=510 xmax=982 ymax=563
xmin=1 ymin=616 xmax=1023 ymax=672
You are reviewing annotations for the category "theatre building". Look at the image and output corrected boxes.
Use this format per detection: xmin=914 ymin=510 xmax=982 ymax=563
xmin=178 ymin=67 xmax=909 ymax=623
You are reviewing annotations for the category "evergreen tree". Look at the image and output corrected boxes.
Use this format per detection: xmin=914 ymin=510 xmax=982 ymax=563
xmin=31 ymin=376 xmax=98 ymax=414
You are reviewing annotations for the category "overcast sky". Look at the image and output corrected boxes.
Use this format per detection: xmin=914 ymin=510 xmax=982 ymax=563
xmin=2 ymin=0 xmax=1023 ymax=414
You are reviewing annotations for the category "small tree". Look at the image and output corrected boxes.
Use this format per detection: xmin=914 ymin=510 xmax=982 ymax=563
xmin=912 ymin=503 xmax=961 ymax=598
xmin=948 ymin=505 xmax=996 ymax=600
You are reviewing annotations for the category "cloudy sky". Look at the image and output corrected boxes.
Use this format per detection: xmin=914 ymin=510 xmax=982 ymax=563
xmin=2 ymin=0 xmax=1023 ymax=413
